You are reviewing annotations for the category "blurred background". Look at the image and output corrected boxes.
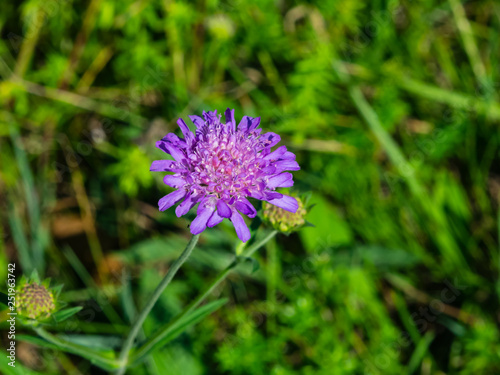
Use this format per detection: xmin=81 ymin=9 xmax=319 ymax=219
xmin=1 ymin=0 xmax=500 ymax=374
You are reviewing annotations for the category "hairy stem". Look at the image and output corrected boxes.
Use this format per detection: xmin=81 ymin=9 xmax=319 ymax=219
xmin=131 ymin=230 xmax=278 ymax=364
xmin=115 ymin=234 xmax=200 ymax=374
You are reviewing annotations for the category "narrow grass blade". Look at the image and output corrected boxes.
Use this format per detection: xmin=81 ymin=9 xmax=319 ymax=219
xmin=131 ymin=298 xmax=228 ymax=365
xmin=406 ymin=331 xmax=435 ymax=374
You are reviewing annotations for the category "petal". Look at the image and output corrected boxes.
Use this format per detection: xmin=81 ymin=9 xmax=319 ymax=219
xmin=282 ymin=151 xmax=296 ymax=160
xmin=189 ymin=115 xmax=205 ymax=128
xmin=164 ymin=143 xmax=186 ymax=162
xmin=248 ymin=117 xmax=261 ymax=131
xmin=230 ymin=209 xmax=251 ymax=242
xmin=274 ymin=160 xmax=300 ymax=173
xmin=177 ymin=118 xmax=193 ymax=141
xmin=158 ymin=190 xmax=185 ymax=211
xmin=217 ymin=200 xmax=232 ymax=218
xmin=203 ymin=110 xmax=218 ymax=123
xmin=207 ymin=210 xmax=224 ymax=227
xmin=248 ymin=190 xmax=265 ymax=200
xmin=261 ymin=165 xmax=277 ymax=174
xmin=155 ymin=140 xmax=170 ymax=154
xmin=237 ymin=116 xmax=253 ymax=132
xmin=163 ymin=175 xmax=185 ymax=188
xmin=161 ymin=133 xmax=186 ymax=148
xmin=175 ymin=195 xmax=196 ymax=217
xmin=150 ymin=160 xmax=175 ymax=172
xmin=267 ymin=194 xmax=298 ymax=213
xmin=263 ymin=145 xmax=287 ymax=161
xmin=264 ymin=191 xmax=283 ymax=200
xmin=260 ymin=132 xmax=281 ymax=148
xmin=235 ymin=198 xmax=257 ymax=218
xmin=190 ymin=202 xmax=215 ymax=235
xmin=267 ymin=173 xmax=293 ymax=188
xmin=225 ymin=108 xmax=236 ymax=132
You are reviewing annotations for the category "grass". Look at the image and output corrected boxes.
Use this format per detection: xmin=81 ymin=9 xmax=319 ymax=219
xmin=1 ymin=0 xmax=500 ymax=374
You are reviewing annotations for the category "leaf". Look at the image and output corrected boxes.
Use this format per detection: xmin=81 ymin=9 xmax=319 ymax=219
xmin=29 ymin=269 xmax=40 ymax=284
xmin=51 ymin=284 xmax=64 ymax=299
xmin=26 ymin=329 xmax=120 ymax=371
xmin=303 ymin=220 xmax=315 ymax=228
xmin=57 ymin=334 xmax=123 ymax=350
xmin=437 ymin=315 xmax=467 ymax=337
xmin=52 ymin=306 xmax=83 ymax=322
xmin=406 ymin=331 xmax=435 ymax=374
xmin=17 ymin=334 xmax=61 ymax=350
xmin=132 ymin=298 xmax=228 ymax=365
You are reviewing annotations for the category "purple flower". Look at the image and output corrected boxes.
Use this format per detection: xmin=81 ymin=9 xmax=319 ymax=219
xmin=151 ymin=109 xmax=300 ymax=242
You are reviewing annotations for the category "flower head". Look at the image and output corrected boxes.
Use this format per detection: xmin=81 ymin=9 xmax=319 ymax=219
xmin=263 ymin=196 xmax=307 ymax=233
xmin=17 ymin=282 xmax=56 ymax=320
xmin=151 ymin=109 xmax=300 ymax=242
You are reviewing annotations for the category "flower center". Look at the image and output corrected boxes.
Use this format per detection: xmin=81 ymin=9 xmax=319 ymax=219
xmin=188 ymin=125 xmax=262 ymax=201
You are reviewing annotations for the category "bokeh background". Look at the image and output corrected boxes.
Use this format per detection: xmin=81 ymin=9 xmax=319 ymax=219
xmin=1 ymin=0 xmax=500 ymax=374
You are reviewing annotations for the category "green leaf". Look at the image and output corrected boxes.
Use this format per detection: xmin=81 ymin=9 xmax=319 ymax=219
xmin=303 ymin=220 xmax=315 ymax=228
xmin=406 ymin=331 xmax=435 ymax=374
xmin=28 ymin=328 xmax=120 ymax=371
xmin=29 ymin=269 xmax=40 ymax=284
xmin=52 ymin=306 xmax=83 ymax=322
xmin=51 ymin=284 xmax=64 ymax=299
xmin=57 ymin=334 xmax=123 ymax=350
xmin=132 ymin=298 xmax=228 ymax=365
xmin=437 ymin=315 xmax=467 ymax=337
xmin=17 ymin=334 xmax=61 ymax=350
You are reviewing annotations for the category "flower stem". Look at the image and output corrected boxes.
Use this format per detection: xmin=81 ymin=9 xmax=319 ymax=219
xmin=131 ymin=230 xmax=278 ymax=364
xmin=176 ymin=230 xmax=278 ymax=318
xmin=240 ymin=230 xmax=278 ymax=258
xmin=115 ymin=234 xmax=200 ymax=374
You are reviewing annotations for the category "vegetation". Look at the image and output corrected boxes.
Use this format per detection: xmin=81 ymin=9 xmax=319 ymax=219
xmin=1 ymin=0 xmax=499 ymax=374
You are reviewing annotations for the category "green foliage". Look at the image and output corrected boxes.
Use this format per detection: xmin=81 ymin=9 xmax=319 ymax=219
xmin=51 ymin=306 xmax=84 ymax=323
xmin=0 ymin=0 xmax=499 ymax=374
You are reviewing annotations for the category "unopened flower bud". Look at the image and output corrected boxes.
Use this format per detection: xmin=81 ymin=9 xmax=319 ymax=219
xmin=17 ymin=282 xmax=56 ymax=320
xmin=263 ymin=197 xmax=307 ymax=233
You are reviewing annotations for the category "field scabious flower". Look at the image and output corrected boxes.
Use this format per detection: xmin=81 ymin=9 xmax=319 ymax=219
xmin=151 ymin=109 xmax=300 ymax=242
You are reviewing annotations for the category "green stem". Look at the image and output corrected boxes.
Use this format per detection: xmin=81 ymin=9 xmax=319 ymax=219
xmin=240 ymin=230 xmax=279 ymax=258
xmin=115 ymin=234 xmax=200 ymax=374
xmin=181 ymin=230 xmax=278 ymax=317
xmin=131 ymin=230 xmax=278 ymax=364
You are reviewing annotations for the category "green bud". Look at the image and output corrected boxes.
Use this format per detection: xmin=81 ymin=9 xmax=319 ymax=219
xmin=263 ymin=197 xmax=307 ymax=233
xmin=17 ymin=282 xmax=56 ymax=320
